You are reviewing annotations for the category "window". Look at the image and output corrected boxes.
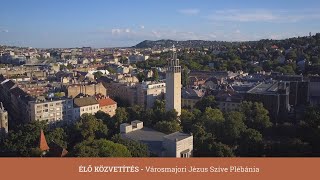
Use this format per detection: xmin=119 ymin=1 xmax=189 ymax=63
xmin=44 ymin=104 xmax=48 ymax=107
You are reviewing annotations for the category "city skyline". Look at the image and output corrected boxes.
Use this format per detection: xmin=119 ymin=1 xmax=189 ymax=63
xmin=1 ymin=0 xmax=320 ymax=48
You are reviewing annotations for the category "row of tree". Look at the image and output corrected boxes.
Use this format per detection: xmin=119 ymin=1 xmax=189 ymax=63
xmin=1 ymin=96 xmax=320 ymax=157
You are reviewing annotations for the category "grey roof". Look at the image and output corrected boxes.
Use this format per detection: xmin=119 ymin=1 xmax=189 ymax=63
xmin=74 ymin=97 xmax=99 ymax=107
xmin=121 ymin=127 xmax=166 ymax=155
xmin=1 ymin=79 xmax=16 ymax=90
xmin=131 ymin=120 xmax=142 ymax=124
xmin=164 ymin=132 xmax=192 ymax=142
xmin=248 ymin=82 xmax=279 ymax=94
xmin=182 ymin=88 xmax=204 ymax=99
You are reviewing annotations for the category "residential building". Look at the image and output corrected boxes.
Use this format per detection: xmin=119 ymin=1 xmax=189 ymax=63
xmin=106 ymin=82 xmax=137 ymax=106
xmin=137 ymin=81 xmax=166 ymax=109
xmin=96 ymin=94 xmax=117 ymax=117
xmin=73 ymin=96 xmax=100 ymax=120
xmin=216 ymin=93 xmax=243 ymax=112
xmin=181 ymin=88 xmax=204 ymax=109
xmin=128 ymin=54 xmax=149 ymax=64
xmin=28 ymin=98 xmax=74 ymax=123
xmin=66 ymin=82 xmax=107 ymax=98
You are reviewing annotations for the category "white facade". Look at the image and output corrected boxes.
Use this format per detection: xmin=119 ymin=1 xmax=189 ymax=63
xmin=28 ymin=98 xmax=74 ymax=123
xmin=137 ymin=82 xmax=166 ymax=109
xmin=165 ymin=48 xmax=181 ymax=116
xmin=163 ymin=132 xmax=193 ymax=158
xmin=73 ymin=104 xmax=100 ymax=121
xmin=120 ymin=120 xmax=143 ymax=133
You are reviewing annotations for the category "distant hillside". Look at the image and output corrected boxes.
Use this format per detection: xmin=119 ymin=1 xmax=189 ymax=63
xmin=133 ymin=39 xmax=230 ymax=49
xmin=133 ymin=34 xmax=320 ymax=49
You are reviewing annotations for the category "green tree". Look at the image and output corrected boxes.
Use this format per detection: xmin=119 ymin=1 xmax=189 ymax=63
xmin=304 ymin=106 xmax=320 ymax=128
xmin=222 ymin=111 xmax=247 ymax=145
xmin=137 ymin=72 xmax=146 ymax=82
xmin=237 ymin=128 xmax=264 ymax=156
xmin=1 ymin=121 xmax=47 ymax=156
xmin=240 ymin=101 xmax=272 ymax=131
xmin=93 ymin=71 xmax=103 ymax=79
xmin=194 ymin=134 xmax=234 ymax=157
xmin=72 ymin=139 xmax=131 ymax=157
xmin=140 ymin=108 xmax=155 ymax=127
xmin=194 ymin=95 xmax=218 ymax=112
xmin=66 ymin=63 xmax=73 ymax=70
xmin=181 ymin=68 xmax=189 ymax=87
xmin=165 ymin=110 xmax=178 ymax=122
xmin=153 ymin=69 xmax=159 ymax=81
xmin=202 ymin=108 xmax=225 ymax=138
xmin=154 ymin=121 xmax=182 ymax=134
xmin=181 ymin=109 xmax=195 ymax=133
xmin=126 ymin=105 xmax=144 ymax=121
xmin=46 ymin=128 xmax=67 ymax=148
xmin=113 ymin=107 xmax=129 ymax=130
xmin=111 ymin=134 xmax=149 ymax=157
xmin=71 ymin=114 xmax=108 ymax=144
xmin=152 ymin=100 xmax=166 ymax=122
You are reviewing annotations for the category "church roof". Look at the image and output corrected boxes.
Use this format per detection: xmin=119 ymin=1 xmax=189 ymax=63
xmin=39 ymin=129 xmax=50 ymax=151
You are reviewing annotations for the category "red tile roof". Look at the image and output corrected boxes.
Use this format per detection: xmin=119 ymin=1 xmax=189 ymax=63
xmin=98 ymin=98 xmax=117 ymax=107
xmin=39 ymin=129 xmax=50 ymax=151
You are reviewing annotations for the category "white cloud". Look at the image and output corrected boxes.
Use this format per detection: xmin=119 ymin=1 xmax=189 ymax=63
xmin=111 ymin=28 xmax=131 ymax=35
xmin=111 ymin=29 xmax=122 ymax=34
xmin=178 ymin=8 xmax=199 ymax=15
xmin=206 ymin=9 xmax=320 ymax=23
xmin=140 ymin=25 xmax=145 ymax=29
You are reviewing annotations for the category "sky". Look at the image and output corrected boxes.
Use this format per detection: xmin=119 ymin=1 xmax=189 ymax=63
xmin=1 ymin=0 xmax=320 ymax=48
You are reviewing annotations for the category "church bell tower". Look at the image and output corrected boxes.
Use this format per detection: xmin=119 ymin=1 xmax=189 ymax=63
xmin=165 ymin=45 xmax=181 ymax=116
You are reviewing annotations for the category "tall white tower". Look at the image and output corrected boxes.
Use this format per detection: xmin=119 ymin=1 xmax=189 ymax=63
xmin=165 ymin=45 xmax=181 ymax=116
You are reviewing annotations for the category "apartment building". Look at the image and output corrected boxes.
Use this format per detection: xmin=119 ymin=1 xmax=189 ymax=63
xmin=136 ymin=81 xmax=166 ymax=109
xmin=96 ymin=94 xmax=117 ymax=117
xmin=28 ymin=98 xmax=74 ymax=123
xmin=73 ymin=96 xmax=100 ymax=120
